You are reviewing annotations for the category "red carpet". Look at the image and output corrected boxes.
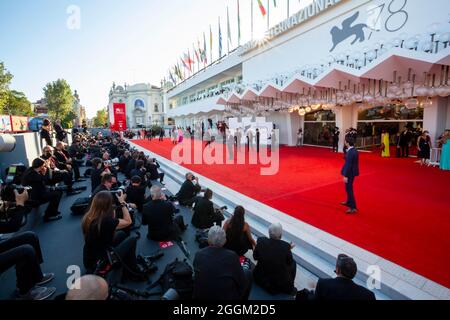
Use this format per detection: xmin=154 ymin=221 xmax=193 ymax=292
xmin=132 ymin=139 xmax=450 ymax=288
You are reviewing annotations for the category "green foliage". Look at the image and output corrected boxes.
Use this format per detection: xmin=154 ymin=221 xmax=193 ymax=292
xmin=44 ymin=79 xmax=74 ymax=122
xmin=0 ymin=62 xmax=13 ymax=112
xmin=4 ymin=90 xmax=33 ymax=116
xmin=93 ymin=109 xmax=108 ymax=127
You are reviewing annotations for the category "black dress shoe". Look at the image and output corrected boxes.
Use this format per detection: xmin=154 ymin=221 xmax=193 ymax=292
xmin=341 ymin=202 xmax=350 ymax=207
xmin=346 ymin=209 xmax=358 ymax=214
xmin=44 ymin=215 xmax=62 ymax=223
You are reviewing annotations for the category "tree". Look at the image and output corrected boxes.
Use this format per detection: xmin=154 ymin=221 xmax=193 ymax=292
xmin=0 ymin=62 xmax=13 ymax=112
xmin=4 ymin=90 xmax=33 ymax=116
xmin=43 ymin=79 xmax=74 ymax=126
xmin=93 ymin=109 xmax=108 ymax=127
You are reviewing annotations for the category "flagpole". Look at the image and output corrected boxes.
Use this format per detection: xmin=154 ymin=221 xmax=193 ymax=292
xmin=251 ymin=0 xmax=254 ymax=40
xmin=227 ymin=6 xmax=230 ymax=54
xmin=237 ymin=0 xmax=241 ymax=46
xmin=267 ymin=0 xmax=270 ymax=30
xmin=287 ymin=0 xmax=290 ymax=19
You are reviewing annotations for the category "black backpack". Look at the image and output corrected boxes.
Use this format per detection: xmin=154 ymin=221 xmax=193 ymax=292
xmin=149 ymin=258 xmax=193 ymax=300
xmin=70 ymin=197 xmax=91 ymax=216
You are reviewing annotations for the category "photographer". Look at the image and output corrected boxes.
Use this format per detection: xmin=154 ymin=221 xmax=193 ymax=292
xmin=142 ymin=186 xmax=185 ymax=241
xmin=68 ymin=138 xmax=87 ymax=165
xmin=0 ymin=189 xmax=56 ymax=300
xmin=125 ymin=153 xmax=139 ymax=179
xmin=146 ymin=158 xmax=165 ymax=184
xmin=125 ymin=176 xmax=146 ymax=212
xmin=119 ymin=151 xmax=131 ymax=173
xmin=91 ymin=173 xmax=116 ymax=198
xmin=91 ymin=158 xmax=111 ymax=192
xmin=176 ymin=172 xmax=201 ymax=207
xmin=41 ymin=146 xmax=82 ymax=196
xmin=82 ymin=191 xmax=145 ymax=278
xmin=129 ymin=160 xmax=146 ymax=181
xmin=192 ymin=189 xmax=224 ymax=229
xmin=21 ymin=158 xmax=63 ymax=223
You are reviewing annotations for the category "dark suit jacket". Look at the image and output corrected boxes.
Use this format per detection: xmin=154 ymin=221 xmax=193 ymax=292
xmin=142 ymin=199 xmax=176 ymax=241
xmin=21 ymin=169 xmax=47 ymax=201
xmin=341 ymin=147 xmax=359 ymax=178
xmin=253 ymin=237 xmax=295 ymax=294
xmin=314 ymin=277 xmax=376 ymax=301
xmin=176 ymin=179 xmax=199 ymax=202
xmin=193 ymin=246 xmax=246 ymax=300
xmin=147 ymin=162 xmax=161 ymax=180
xmin=192 ymin=198 xmax=215 ymax=229
xmin=126 ymin=185 xmax=146 ymax=211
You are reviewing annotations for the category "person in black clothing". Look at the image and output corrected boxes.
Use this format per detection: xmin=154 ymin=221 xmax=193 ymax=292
xmin=223 ymin=206 xmax=256 ymax=257
xmin=159 ymin=129 xmax=165 ymax=141
xmin=54 ymin=119 xmax=67 ymax=142
xmin=191 ymin=189 xmax=224 ymax=229
xmin=176 ymin=172 xmax=201 ymax=207
xmin=91 ymin=173 xmax=114 ymax=199
xmin=90 ymin=158 xmax=111 ymax=192
xmin=142 ymin=186 xmax=185 ymax=241
xmin=21 ymin=158 xmax=63 ymax=222
xmin=129 ymin=160 xmax=146 ymax=181
xmin=0 ymin=189 xmax=56 ymax=300
xmin=125 ymin=153 xmax=139 ymax=179
xmin=125 ymin=176 xmax=146 ymax=212
xmin=54 ymin=142 xmax=83 ymax=182
xmin=399 ymin=128 xmax=413 ymax=158
xmin=40 ymin=119 xmax=53 ymax=147
xmin=311 ymin=254 xmax=376 ymax=301
xmin=41 ymin=146 xmax=82 ymax=196
xmin=332 ymin=127 xmax=340 ymax=153
xmin=119 ymin=151 xmax=131 ymax=173
xmin=68 ymin=139 xmax=86 ymax=165
xmin=253 ymin=223 xmax=297 ymax=295
xmin=256 ymin=128 xmax=260 ymax=153
xmin=193 ymin=226 xmax=252 ymax=300
xmin=82 ymin=191 xmax=143 ymax=277
xmin=146 ymin=158 xmax=165 ymax=184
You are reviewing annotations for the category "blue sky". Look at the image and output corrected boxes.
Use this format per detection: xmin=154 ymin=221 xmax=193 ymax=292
xmin=0 ymin=0 xmax=311 ymax=117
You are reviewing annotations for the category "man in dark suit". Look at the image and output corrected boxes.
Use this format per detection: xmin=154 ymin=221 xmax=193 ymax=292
xmin=125 ymin=176 xmax=146 ymax=212
xmin=253 ymin=223 xmax=296 ymax=295
xmin=21 ymin=158 xmax=63 ymax=223
xmin=176 ymin=173 xmax=201 ymax=207
xmin=313 ymin=254 xmax=376 ymax=301
xmin=142 ymin=186 xmax=184 ymax=241
xmin=193 ymin=226 xmax=251 ymax=300
xmin=341 ymin=137 xmax=359 ymax=214
xmin=146 ymin=158 xmax=165 ymax=184
xmin=191 ymin=189 xmax=224 ymax=229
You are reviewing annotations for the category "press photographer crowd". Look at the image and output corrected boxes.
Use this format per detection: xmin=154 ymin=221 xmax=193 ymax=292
xmin=0 ymin=126 xmax=375 ymax=302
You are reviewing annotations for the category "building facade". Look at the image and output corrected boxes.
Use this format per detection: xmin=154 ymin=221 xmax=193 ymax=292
xmin=166 ymin=0 xmax=450 ymax=152
xmin=108 ymin=83 xmax=165 ymax=129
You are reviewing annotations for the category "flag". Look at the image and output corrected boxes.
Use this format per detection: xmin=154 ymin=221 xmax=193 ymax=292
xmin=218 ymin=17 xmax=222 ymax=58
xmin=194 ymin=43 xmax=200 ymax=63
xmin=237 ymin=0 xmax=241 ymax=45
xmin=257 ymin=0 xmax=266 ymax=16
xmin=184 ymin=51 xmax=193 ymax=72
xmin=209 ymin=24 xmax=213 ymax=63
xmin=203 ymin=32 xmax=208 ymax=64
xmin=169 ymin=69 xmax=176 ymax=84
xmin=227 ymin=6 xmax=232 ymax=52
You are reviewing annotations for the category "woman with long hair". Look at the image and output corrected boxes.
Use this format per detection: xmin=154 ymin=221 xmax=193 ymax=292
xmin=223 ymin=206 xmax=256 ymax=257
xmin=82 ymin=191 xmax=140 ymax=275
